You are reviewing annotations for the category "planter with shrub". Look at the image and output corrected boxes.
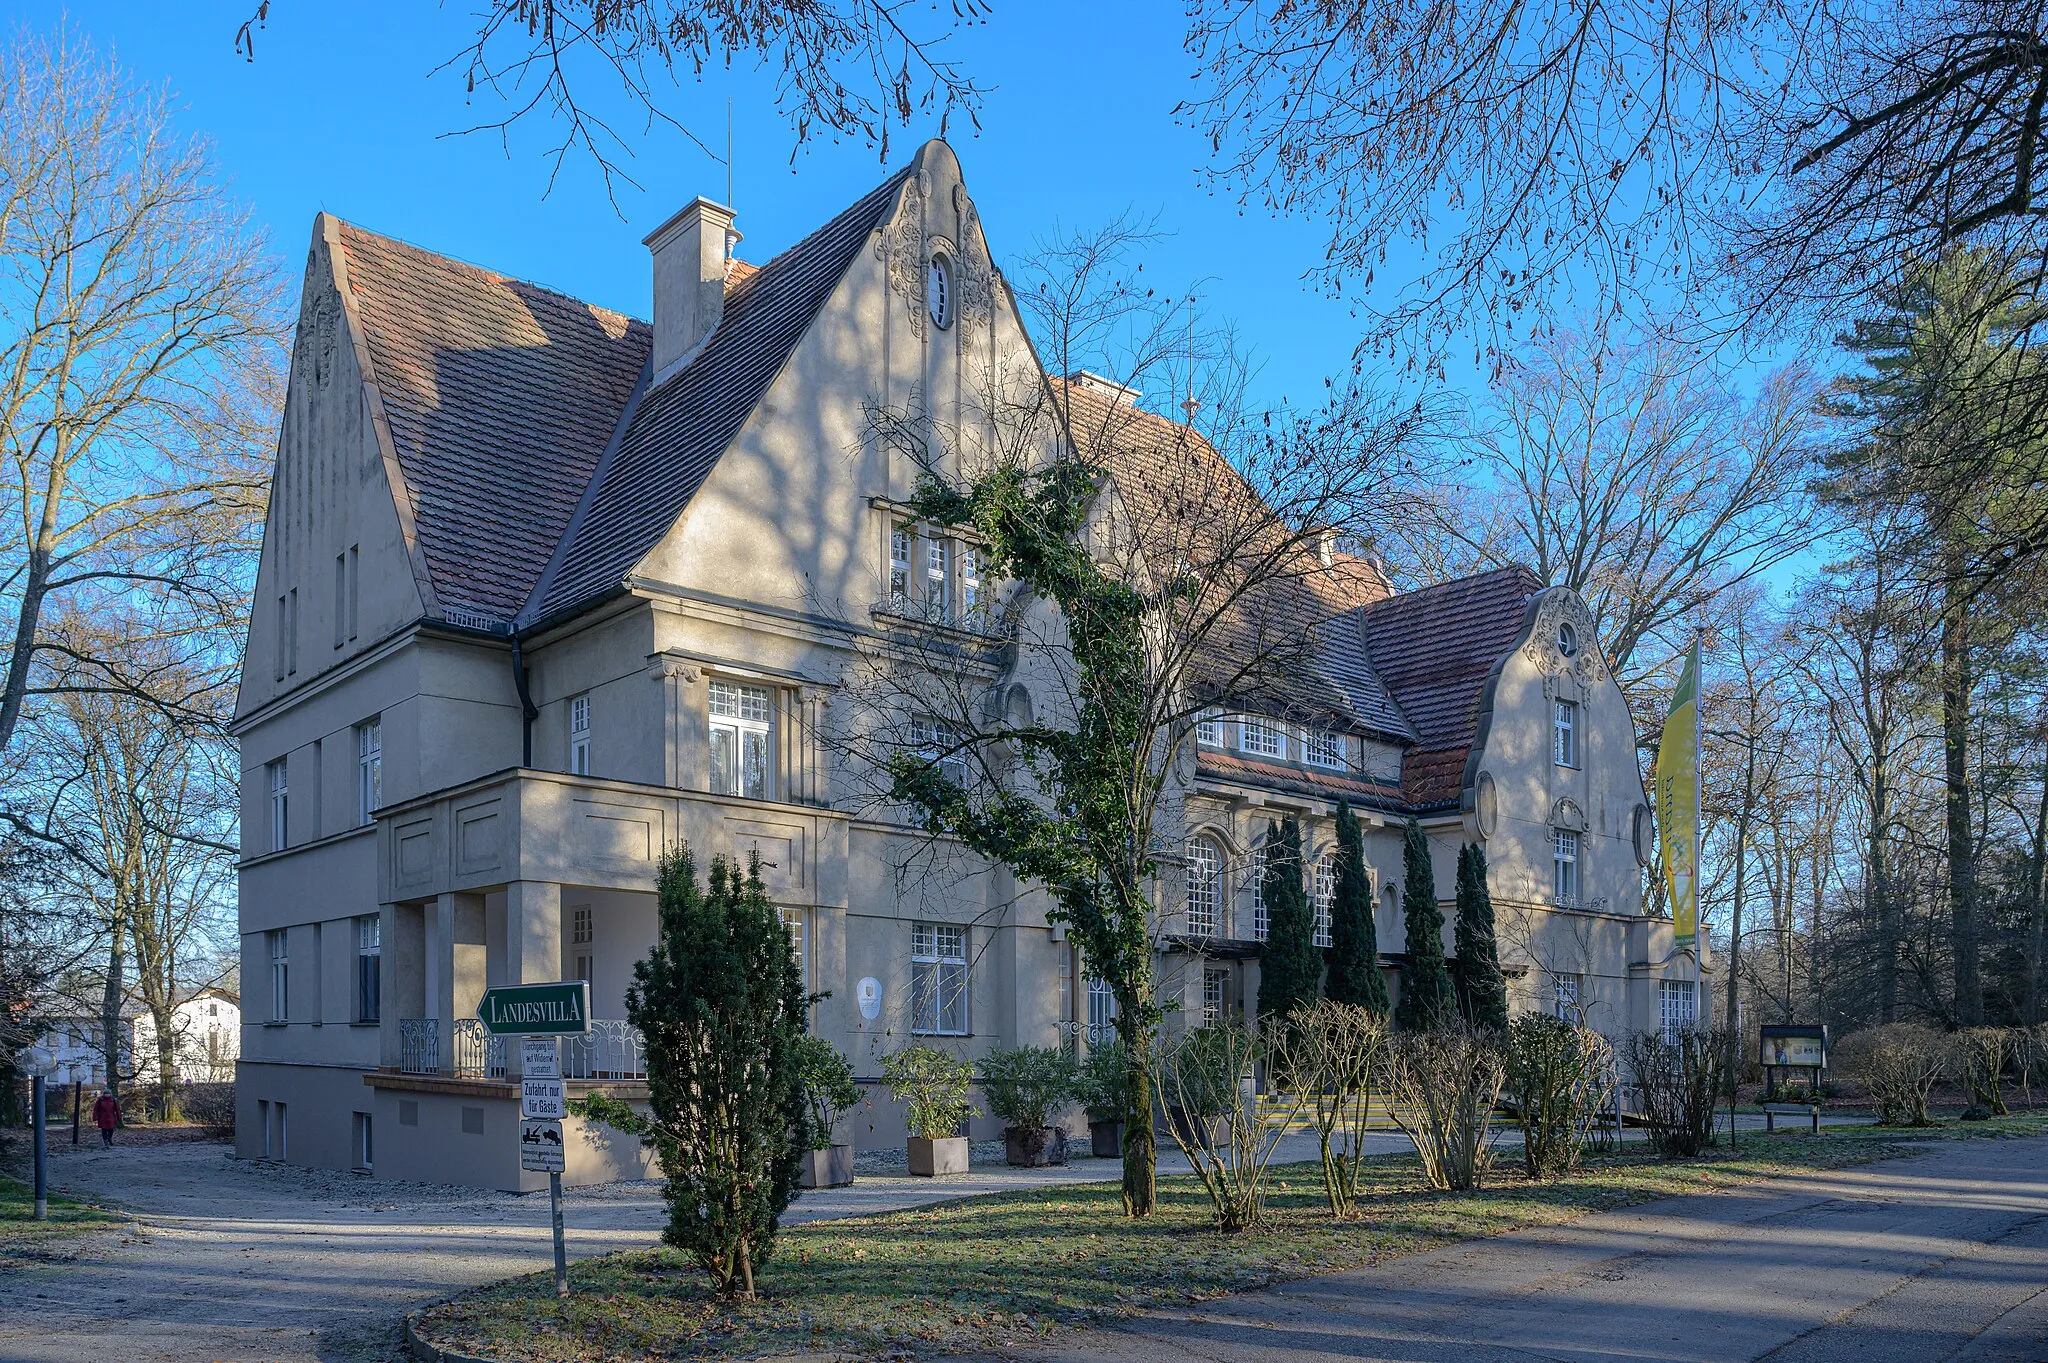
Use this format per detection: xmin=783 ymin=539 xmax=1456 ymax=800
xmin=1077 ymin=1039 xmax=1127 ymax=1157
xmin=795 ymin=1035 xmax=859 ymax=1188
xmin=981 ymin=1044 xmax=1077 ymax=1166
xmin=882 ymin=1044 xmax=976 ymax=1176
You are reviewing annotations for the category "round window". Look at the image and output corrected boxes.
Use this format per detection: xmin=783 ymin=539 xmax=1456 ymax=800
xmin=927 ymin=254 xmax=953 ymax=330
xmin=1557 ymin=621 xmax=1578 ymax=656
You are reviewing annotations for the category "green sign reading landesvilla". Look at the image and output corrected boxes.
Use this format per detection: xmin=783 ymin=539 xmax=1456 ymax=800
xmin=476 ymin=981 xmax=591 ymax=1036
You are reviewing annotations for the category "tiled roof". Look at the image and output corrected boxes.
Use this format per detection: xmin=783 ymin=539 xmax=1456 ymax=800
xmin=334 ymin=224 xmax=649 ymax=623
xmin=525 ymin=164 xmax=915 ymax=623
xmin=1197 ymin=751 xmax=1406 ymax=810
xmin=1052 ymin=378 xmax=1409 ymax=737
xmin=1357 ymin=565 xmax=1543 ymax=805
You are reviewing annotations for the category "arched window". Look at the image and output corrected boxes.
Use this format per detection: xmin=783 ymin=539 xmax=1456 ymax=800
xmin=1185 ymin=836 xmax=1223 ymax=936
xmin=1312 ymin=851 xmax=1336 ymax=947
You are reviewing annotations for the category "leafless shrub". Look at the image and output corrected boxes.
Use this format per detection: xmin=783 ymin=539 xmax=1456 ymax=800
xmin=1268 ymin=1000 xmax=1390 ymax=1218
xmin=1385 ymin=1026 xmax=1505 ymax=1192
xmin=1622 ymin=1026 xmax=1728 ymax=1157
xmin=1503 ymin=1015 xmax=1613 ymax=1179
xmin=1155 ymin=1023 xmax=1297 ymax=1232
xmin=183 ymin=1081 xmax=235 ymax=1140
xmin=1834 ymin=1023 xmax=1948 ymax=1127
xmin=1956 ymin=1027 xmax=2010 ymax=1116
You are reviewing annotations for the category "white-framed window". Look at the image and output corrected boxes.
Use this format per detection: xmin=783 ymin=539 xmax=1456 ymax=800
xmin=911 ymin=923 xmax=968 ymax=1035
xmin=1238 ymin=715 xmax=1287 ymax=759
xmin=927 ymin=252 xmax=954 ymax=329
xmin=355 ymin=719 xmax=382 ymax=825
xmin=780 ymin=906 xmax=807 ymax=993
xmin=1185 ymin=836 xmax=1222 ymax=936
xmin=1660 ymin=979 xmax=1697 ymax=1041
xmin=568 ymin=694 xmax=591 ymax=775
xmin=1553 ymin=829 xmax=1579 ymax=906
xmin=960 ymin=546 xmax=982 ymax=621
xmin=709 ymin=681 xmax=773 ymax=800
xmin=1304 ymin=729 xmax=1344 ymax=769
xmin=267 ymin=759 xmax=288 ymax=853
xmin=1553 ymin=972 xmax=1582 ymax=1022
xmin=1312 ymin=852 xmax=1335 ymax=947
xmin=353 ymin=1111 xmax=373 ymax=1173
xmin=889 ymin=525 xmax=914 ymax=611
xmin=1251 ymin=845 xmax=1269 ymax=941
xmin=1058 ymin=948 xmax=1074 ymax=1026
xmin=1087 ymin=976 xmax=1118 ymax=1039
xmin=356 ymin=916 xmax=380 ymax=1023
xmin=267 ymin=930 xmax=289 ymax=1023
xmin=1202 ymin=967 xmax=1229 ymax=1026
xmin=1557 ymin=621 xmax=1578 ymax=656
xmin=910 ymin=714 xmax=968 ymax=785
xmin=571 ymin=905 xmax=593 ymax=947
xmin=1554 ymin=699 xmax=1578 ymax=767
xmin=925 ymin=536 xmax=951 ymax=622
xmin=1194 ymin=708 xmax=1224 ymax=748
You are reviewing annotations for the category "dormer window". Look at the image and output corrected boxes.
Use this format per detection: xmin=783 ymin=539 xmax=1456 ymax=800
xmin=927 ymin=253 xmax=954 ymax=330
xmin=1304 ymin=729 xmax=1344 ymax=769
xmin=1238 ymin=715 xmax=1286 ymax=759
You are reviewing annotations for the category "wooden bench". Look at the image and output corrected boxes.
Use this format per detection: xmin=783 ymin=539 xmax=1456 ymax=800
xmin=1762 ymin=1102 xmax=1819 ymax=1134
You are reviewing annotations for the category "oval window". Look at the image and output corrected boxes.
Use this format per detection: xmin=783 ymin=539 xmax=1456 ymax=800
xmin=1557 ymin=621 xmax=1578 ymax=656
xmin=927 ymin=254 xmax=954 ymax=330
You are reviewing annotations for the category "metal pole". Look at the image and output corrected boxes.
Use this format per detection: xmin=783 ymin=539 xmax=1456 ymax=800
xmin=550 ymin=1170 xmax=568 ymax=1297
xmin=31 ymin=1075 xmax=47 ymax=1220
xmin=70 ymin=1080 xmax=80 ymax=1146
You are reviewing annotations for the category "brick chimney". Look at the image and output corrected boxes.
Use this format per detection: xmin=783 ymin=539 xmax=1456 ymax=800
xmin=644 ymin=197 xmax=739 ymax=381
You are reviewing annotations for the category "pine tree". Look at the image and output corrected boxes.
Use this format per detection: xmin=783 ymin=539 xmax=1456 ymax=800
xmin=1453 ymin=843 xmax=1509 ymax=1029
xmin=573 ymin=845 xmax=808 ymax=1298
xmin=1256 ymin=819 xmax=1321 ymax=1019
xmin=1324 ymin=800 xmax=1389 ymax=1014
xmin=1395 ymin=818 xmax=1455 ymax=1029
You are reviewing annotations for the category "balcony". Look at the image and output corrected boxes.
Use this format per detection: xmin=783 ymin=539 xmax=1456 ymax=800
xmin=397 ymin=1017 xmax=645 ymax=1081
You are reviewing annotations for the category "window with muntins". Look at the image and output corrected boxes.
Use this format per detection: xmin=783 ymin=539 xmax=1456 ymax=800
xmin=961 ymin=546 xmax=982 ymax=621
xmin=1238 ymin=716 xmax=1286 ymax=759
xmin=1195 ymin=708 xmax=1224 ymax=748
xmin=356 ymin=719 xmax=382 ymax=825
xmin=1659 ymin=979 xmax=1696 ymax=1040
xmin=781 ymin=907 xmax=807 ymax=994
xmin=709 ymin=681 xmax=773 ymax=800
xmin=1185 ymin=836 xmax=1222 ymax=936
xmin=1553 ymin=973 xmax=1581 ymax=1021
xmin=1087 ymin=976 xmax=1117 ymax=1039
xmin=572 ymin=905 xmax=593 ymax=946
xmin=1251 ymin=845 xmax=1269 ymax=940
xmin=267 ymin=930 xmax=288 ymax=1022
xmin=356 ymin=916 xmax=380 ymax=1022
xmin=911 ymin=714 xmax=968 ymax=785
xmin=569 ymin=694 xmax=591 ymax=775
xmin=1202 ymin=967 xmax=1228 ymax=1026
xmin=925 ymin=537 xmax=951 ymax=622
xmin=267 ymin=759 xmax=288 ymax=853
xmin=911 ymin=923 xmax=968 ymax=1035
xmin=1304 ymin=729 xmax=1344 ymax=769
xmin=1312 ymin=852 xmax=1335 ymax=947
xmin=889 ymin=525 xmax=913 ymax=610
xmin=1553 ymin=829 xmax=1579 ymax=906
xmin=1554 ymin=699 xmax=1578 ymax=767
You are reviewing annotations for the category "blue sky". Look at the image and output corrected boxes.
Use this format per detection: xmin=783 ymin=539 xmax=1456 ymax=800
xmin=18 ymin=2 xmax=1419 ymax=413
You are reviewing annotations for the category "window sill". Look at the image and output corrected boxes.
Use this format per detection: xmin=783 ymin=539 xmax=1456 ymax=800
xmin=350 ymin=1020 xmax=380 ymax=1028
xmin=263 ymin=1020 xmax=289 ymax=1028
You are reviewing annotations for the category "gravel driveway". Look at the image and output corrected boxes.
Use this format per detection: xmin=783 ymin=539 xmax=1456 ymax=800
xmin=0 ymin=1130 xmax=1379 ymax=1363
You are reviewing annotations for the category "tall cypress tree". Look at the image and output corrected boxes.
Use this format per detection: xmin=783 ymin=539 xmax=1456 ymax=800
xmin=1324 ymin=800 xmax=1389 ymax=1013
xmin=1453 ymin=843 xmax=1509 ymax=1029
xmin=1395 ymin=818 xmax=1455 ymax=1029
xmin=1257 ymin=819 xmax=1321 ymax=1020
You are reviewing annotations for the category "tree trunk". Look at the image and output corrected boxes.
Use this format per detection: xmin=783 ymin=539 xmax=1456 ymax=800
xmin=2027 ymin=737 xmax=2048 ymax=1026
xmin=1870 ymin=751 xmax=1897 ymax=1023
xmin=99 ymin=897 xmax=127 ymax=1102
xmin=0 ymin=554 xmax=48 ymax=757
xmin=151 ymin=1003 xmax=179 ymax=1118
xmin=1941 ymin=575 xmax=1981 ymax=1027
xmin=1115 ymin=983 xmax=1156 ymax=1217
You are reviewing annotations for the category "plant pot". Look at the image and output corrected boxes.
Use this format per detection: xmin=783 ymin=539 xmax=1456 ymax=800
xmin=906 ymin=1135 xmax=969 ymax=1176
xmin=800 ymin=1144 xmax=854 ymax=1188
xmin=1168 ymin=1104 xmax=1222 ymax=1150
xmin=1003 ymin=1125 xmax=1068 ymax=1167
xmin=1089 ymin=1118 xmax=1124 ymax=1159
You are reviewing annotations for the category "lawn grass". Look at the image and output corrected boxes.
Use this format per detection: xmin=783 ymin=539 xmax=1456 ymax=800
xmin=414 ymin=1113 xmax=2048 ymax=1362
xmin=0 ymin=1171 xmax=123 ymax=1258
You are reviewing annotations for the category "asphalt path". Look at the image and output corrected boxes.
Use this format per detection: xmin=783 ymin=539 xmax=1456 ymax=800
xmin=950 ymin=1133 xmax=2048 ymax=1363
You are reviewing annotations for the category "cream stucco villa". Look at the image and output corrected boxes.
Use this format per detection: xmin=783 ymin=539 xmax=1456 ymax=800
xmin=233 ymin=140 xmax=1706 ymax=1189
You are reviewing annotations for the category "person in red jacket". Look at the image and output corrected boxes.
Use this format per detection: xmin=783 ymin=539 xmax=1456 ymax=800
xmin=92 ymin=1090 xmax=121 ymax=1147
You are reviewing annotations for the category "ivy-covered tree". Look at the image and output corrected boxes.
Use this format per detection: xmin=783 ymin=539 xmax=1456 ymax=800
xmin=1395 ymin=818 xmax=1455 ymax=1029
xmin=573 ymin=846 xmax=807 ymax=1298
xmin=1257 ymin=819 xmax=1320 ymax=1019
xmin=1324 ymin=799 xmax=1388 ymax=1014
xmin=1453 ymin=843 xmax=1509 ymax=1029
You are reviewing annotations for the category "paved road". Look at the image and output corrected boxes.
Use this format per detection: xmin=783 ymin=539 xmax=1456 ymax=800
xmin=954 ymin=1134 xmax=2048 ymax=1363
xmin=0 ymin=1131 xmax=1375 ymax=1363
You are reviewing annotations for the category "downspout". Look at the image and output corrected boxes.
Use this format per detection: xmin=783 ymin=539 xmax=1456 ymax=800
xmin=511 ymin=632 xmax=539 ymax=767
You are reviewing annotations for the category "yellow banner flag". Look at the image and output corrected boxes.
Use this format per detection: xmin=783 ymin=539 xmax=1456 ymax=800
xmin=1657 ymin=641 xmax=1701 ymax=947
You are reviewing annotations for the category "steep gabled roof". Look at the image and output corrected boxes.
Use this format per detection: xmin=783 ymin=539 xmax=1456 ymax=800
xmin=1357 ymin=565 xmax=1544 ymax=805
xmin=332 ymin=224 xmax=649 ymax=624
xmin=524 ymin=164 xmax=916 ymax=624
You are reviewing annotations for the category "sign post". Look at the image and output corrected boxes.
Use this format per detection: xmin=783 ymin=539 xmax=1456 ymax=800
xmin=479 ymin=986 xmax=589 ymax=1299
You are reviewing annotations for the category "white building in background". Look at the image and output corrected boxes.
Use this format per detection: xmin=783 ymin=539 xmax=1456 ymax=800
xmin=30 ymin=987 xmax=240 ymax=1089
